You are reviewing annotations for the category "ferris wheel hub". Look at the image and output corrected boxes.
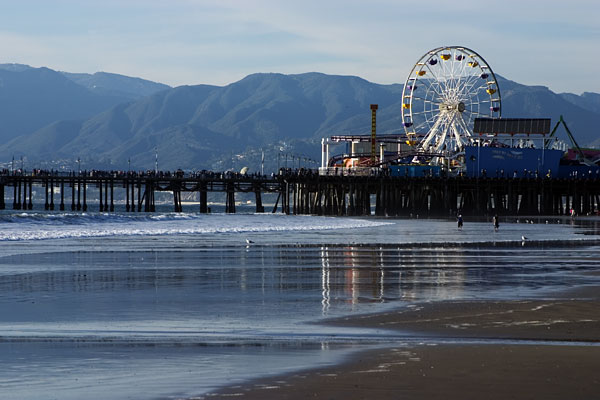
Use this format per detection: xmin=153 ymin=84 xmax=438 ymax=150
xmin=439 ymin=102 xmax=466 ymax=113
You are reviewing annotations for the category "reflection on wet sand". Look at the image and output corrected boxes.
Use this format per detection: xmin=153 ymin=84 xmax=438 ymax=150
xmin=318 ymin=245 xmax=468 ymax=315
xmin=3 ymin=242 xmax=598 ymax=318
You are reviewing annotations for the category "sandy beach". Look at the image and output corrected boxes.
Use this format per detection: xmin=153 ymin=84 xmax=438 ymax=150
xmin=202 ymin=290 xmax=600 ymax=399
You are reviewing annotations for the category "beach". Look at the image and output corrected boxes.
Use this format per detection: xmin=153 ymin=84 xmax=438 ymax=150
xmin=202 ymin=344 xmax=600 ymax=400
xmin=1 ymin=212 xmax=600 ymax=399
xmin=198 ymin=216 xmax=600 ymax=399
xmin=205 ymin=293 xmax=600 ymax=399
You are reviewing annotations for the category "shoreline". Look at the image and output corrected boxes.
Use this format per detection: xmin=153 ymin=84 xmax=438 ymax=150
xmin=200 ymin=287 xmax=600 ymax=399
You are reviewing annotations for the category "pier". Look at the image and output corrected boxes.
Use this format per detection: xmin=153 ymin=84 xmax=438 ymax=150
xmin=285 ymin=172 xmax=600 ymax=217
xmin=0 ymin=170 xmax=599 ymax=217
xmin=0 ymin=171 xmax=278 ymax=214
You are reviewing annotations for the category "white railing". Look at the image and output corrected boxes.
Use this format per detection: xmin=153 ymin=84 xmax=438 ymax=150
xmin=318 ymin=167 xmax=383 ymax=176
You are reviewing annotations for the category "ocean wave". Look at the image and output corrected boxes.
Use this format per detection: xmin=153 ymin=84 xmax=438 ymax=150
xmin=0 ymin=212 xmax=391 ymax=241
xmin=0 ymin=211 xmax=198 ymax=225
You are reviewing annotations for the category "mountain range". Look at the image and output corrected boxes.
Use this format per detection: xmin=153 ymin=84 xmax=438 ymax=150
xmin=0 ymin=63 xmax=598 ymax=172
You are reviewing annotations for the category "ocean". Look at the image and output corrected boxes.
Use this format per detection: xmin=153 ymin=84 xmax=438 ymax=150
xmin=1 ymin=207 xmax=599 ymax=400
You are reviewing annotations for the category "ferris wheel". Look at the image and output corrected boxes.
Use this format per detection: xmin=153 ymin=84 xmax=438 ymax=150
xmin=401 ymin=46 xmax=501 ymax=153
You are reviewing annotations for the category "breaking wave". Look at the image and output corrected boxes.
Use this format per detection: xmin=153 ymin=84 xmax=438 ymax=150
xmin=0 ymin=211 xmax=391 ymax=241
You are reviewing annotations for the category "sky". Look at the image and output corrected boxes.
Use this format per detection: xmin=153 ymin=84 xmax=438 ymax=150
xmin=0 ymin=0 xmax=598 ymax=94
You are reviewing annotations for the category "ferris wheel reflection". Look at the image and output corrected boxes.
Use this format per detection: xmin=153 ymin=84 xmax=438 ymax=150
xmin=319 ymin=245 xmax=468 ymax=315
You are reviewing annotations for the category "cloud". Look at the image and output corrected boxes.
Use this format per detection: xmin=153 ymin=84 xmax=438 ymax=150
xmin=0 ymin=0 xmax=598 ymax=93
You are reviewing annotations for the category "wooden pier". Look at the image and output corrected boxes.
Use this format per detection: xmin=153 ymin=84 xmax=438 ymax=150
xmin=0 ymin=171 xmax=598 ymax=216
xmin=287 ymin=174 xmax=600 ymax=217
xmin=0 ymin=172 xmax=279 ymax=214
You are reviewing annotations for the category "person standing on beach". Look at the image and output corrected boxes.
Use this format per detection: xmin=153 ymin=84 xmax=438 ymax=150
xmin=457 ymin=214 xmax=463 ymax=229
xmin=493 ymin=214 xmax=499 ymax=231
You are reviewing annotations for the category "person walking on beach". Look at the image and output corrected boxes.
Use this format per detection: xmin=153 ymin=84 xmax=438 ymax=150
xmin=493 ymin=214 xmax=499 ymax=231
xmin=457 ymin=214 xmax=463 ymax=230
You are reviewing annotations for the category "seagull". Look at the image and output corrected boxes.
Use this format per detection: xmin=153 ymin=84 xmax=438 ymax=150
xmin=245 ymin=239 xmax=254 ymax=244
xmin=521 ymin=235 xmax=528 ymax=241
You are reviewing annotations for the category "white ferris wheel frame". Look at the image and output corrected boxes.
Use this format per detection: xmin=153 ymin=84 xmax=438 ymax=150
xmin=401 ymin=46 xmax=502 ymax=153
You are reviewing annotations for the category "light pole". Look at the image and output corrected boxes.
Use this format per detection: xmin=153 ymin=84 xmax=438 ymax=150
xmin=155 ymin=147 xmax=158 ymax=174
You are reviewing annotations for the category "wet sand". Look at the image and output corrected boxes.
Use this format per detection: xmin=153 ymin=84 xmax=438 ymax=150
xmin=328 ymin=299 xmax=600 ymax=342
xmin=201 ymin=290 xmax=600 ymax=399
xmin=202 ymin=345 xmax=600 ymax=400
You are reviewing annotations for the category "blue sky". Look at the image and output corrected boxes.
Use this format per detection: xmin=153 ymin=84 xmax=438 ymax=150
xmin=0 ymin=0 xmax=598 ymax=94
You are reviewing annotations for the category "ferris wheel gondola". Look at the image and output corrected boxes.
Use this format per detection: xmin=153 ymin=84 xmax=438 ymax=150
xmin=401 ymin=46 xmax=501 ymax=153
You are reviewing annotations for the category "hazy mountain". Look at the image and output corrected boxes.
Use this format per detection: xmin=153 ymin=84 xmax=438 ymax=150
xmin=0 ymin=65 xmax=130 ymax=142
xmin=1 ymin=73 xmax=406 ymax=170
xmin=497 ymin=77 xmax=600 ymax=145
xmin=559 ymin=92 xmax=600 ymax=114
xmin=0 ymin=64 xmax=170 ymax=144
xmin=61 ymin=71 xmax=170 ymax=100
xmin=0 ymin=63 xmax=171 ymax=100
xmin=0 ymin=63 xmax=33 ymax=72
xmin=0 ymin=70 xmax=598 ymax=171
